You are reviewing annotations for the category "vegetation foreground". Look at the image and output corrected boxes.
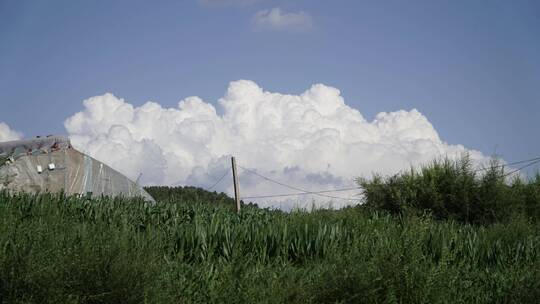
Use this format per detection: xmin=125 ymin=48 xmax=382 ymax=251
xmin=0 ymin=158 xmax=539 ymax=303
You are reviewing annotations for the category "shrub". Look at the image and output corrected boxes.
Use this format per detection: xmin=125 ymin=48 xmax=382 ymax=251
xmin=357 ymin=155 xmax=540 ymax=224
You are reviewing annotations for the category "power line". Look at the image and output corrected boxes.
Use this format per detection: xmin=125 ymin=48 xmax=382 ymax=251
xmin=207 ymin=169 xmax=230 ymax=191
xmin=234 ymin=155 xmax=540 ymax=201
xmin=502 ymin=158 xmax=540 ymax=178
xmin=242 ymin=187 xmax=362 ymax=199
xmin=237 ymin=165 xmax=359 ymax=201
xmin=474 ymin=156 xmax=540 ymax=172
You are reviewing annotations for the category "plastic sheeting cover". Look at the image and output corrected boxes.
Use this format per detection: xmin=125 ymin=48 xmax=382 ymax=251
xmin=0 ymin=136 xmax=155 ymax=202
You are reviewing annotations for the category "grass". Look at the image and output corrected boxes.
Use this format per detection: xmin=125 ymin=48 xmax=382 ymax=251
xmin=0 ymin=188 xmax=539 ymax=303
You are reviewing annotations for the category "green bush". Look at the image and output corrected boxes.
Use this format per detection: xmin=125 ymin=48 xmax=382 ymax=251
xmin=358 ymin=155 xmax=540 ymax=224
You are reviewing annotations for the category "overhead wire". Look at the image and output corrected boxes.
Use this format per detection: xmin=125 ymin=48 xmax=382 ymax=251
xmin=237 ymin=164 xmax=360 ymax=201
xmin=502 ymin=158 xmax=540 ymax=178
xmin=206 ymin=169 xmax=230 ymax=191
xmin=242 ymin=187 xmax=362 ymax=199
xmin=233 ymin=155 xmax=540 ymax=201
xmin=474 ymin=156 xmax=540 ymax=172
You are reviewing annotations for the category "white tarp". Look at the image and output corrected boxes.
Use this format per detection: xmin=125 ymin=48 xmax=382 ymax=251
xmin=0 ymin=136 xmax=154 ymax=202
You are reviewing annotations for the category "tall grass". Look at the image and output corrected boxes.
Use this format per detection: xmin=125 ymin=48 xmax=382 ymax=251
xmin=0 ymin=190 xmax=539 ymax=303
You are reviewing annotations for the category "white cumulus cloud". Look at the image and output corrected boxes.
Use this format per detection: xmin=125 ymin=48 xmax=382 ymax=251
xmin=252 ymin=7 xmax=313 ymax=32
xmin=64 ymin=80 xmax=488 ymax=210
xmin=0 ymin=122 xmax=22 ymax=142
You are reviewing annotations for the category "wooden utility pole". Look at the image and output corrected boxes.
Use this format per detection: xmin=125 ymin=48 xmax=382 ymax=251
xmin=231 ymin=156 xmax=241 ymax=213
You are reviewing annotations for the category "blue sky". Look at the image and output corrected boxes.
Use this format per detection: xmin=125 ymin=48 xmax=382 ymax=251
xmin=1 ymin=0 xmax=539 ymax=166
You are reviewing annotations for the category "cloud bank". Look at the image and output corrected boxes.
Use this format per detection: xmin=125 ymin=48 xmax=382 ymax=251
xmin=0 ymin=122 xmax=22 ymax=142
xmin=252 ymin=7 xmax=313 ymax=32
xmin=64 ymin=80 xmax=488 ymax=209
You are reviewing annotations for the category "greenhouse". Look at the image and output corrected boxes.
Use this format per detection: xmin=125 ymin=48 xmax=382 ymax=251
xmin=0 ymin=135 xmax=154 ymax=202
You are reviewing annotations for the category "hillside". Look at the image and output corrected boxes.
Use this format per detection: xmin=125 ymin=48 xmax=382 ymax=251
xmin=145 ymin=185 xmax=236 ymax=205
xmin=144 ymin=185 xmax=259 ymax=210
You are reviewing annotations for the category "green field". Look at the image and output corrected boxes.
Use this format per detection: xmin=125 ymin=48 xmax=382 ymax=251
xmin=1 ymin=158 xmax=539 ymax=303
